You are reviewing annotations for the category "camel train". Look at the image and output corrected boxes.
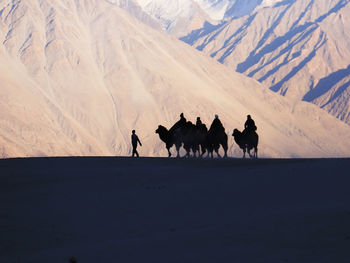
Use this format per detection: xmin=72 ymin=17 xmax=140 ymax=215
xmin=155 ymin=113 xmax=259 ymax=158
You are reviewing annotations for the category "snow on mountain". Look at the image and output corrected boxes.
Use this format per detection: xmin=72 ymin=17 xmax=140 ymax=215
xmin=133 ymin=0 xmax=284 ymax=33
xmin=222 ymin=0 xmax=286 ymax=19
xmin=111 ymin=0 xmax=162 ymax=31
xmin=193 ymin=0 xmax=231 ymax=20
xmin=134 ymin=0 xmax=212 ymax=36
xmin=0 ymin=0 xmax=350 ymax=158
xmin=182 ymin=0 xmax=350 ymax=125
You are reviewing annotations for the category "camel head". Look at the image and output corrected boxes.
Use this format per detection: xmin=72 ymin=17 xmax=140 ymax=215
xmin=155 ymin=125 xmax=167 ymax=135
xmin=232 ymin=129 xmax=240 ymax=137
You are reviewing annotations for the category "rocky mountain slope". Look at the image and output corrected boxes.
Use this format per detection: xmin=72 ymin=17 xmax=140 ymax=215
xmin=0 ymin=0 xmax=350 ymax=158
xmin=133 ymin=0 xmax=350 ymax=125
xmin=180 ymin=0 xmax=350 ymax=124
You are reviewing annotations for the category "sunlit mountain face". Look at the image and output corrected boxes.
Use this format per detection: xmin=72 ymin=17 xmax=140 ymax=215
xmin=0 ymin=0 xmax=350 ymax=158
xmin=134 ymin=0 xmax=350 ymax=125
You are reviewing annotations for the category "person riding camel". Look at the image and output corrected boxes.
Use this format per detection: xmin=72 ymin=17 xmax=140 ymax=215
xmin=196 ymin=117 xmax=202 ymax=127
xmin=244 ymin=115 xmax=257 ymax=135
xmin=179 ymin=113 xmax=186 ymax=125
xmin=169 ymin=113 xmax=187 ymax=133
xmin=210 ymin=114 xmax=224 ymax=133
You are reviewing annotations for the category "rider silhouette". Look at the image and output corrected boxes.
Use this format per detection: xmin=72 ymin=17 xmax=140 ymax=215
xmin=210 ymin=114 xmax=224 ymax=132
xmin=244 ymin=115 xmax=256 ymax=135
xmin=179 ymin=113 xmax=186 ymax=125
xmin=170 ymin=113 xmax=187 ymax=133
xmin=196 ymin=117 xmax=202 ymax=127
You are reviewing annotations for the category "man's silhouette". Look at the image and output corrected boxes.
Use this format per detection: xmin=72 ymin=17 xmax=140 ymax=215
xmin=170 ymin=113 xmax=187 ymax=133
xmin=196 ymin=117 xmax=202 ymax=127
xmin=179 ymin=113 xmax=186 ymax=126
xmin=131 ymin=130 xmax=142 ymax=157
xmin=244 ymin=115 xmax=256 ymax=134
xmin=210 ymin=114 xmax=224 ymax=132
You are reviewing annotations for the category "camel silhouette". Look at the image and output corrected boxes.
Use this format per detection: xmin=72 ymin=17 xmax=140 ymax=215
xmin=232 ymin=128 xmax=258 ymax=158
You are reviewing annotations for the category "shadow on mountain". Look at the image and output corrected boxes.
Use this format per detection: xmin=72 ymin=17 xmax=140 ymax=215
xmin=224 ymin=0 xmax=262 ymax=19
xmin=250 ymin=23 xmax=317 ymax=81
xmin=303 ymin=65 xmax=350 ymax=103
xmin=216 ymin=14 xmax=257 ymax=63
xmin=237 ymin=0 xmax=348 ymax=77
xmin=273 ymin=0 xmax=297 ymax=8
xmin=251 ymin=0 xmax=317 ymax=81
xmin=181 ymin=0 xmax=350 ymax=100
xmin=236 ymin=2 xmax=294 ymax=74
xmin=316 ymin=0 xmax=349 ymax=23
xmin=180 ymin=21 xmax=226 ymax=48
xmin=270 ymin=32 xmax=326 ymax=94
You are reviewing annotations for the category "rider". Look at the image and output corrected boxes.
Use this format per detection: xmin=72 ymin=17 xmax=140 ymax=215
xmin=170 ymin=113 xmax=187 ymax=133
xmin=196 ymin=117 xmax=202 ymax=127
xmin=210 ymin=114 xmax=224 ymax=132
xmin=244 ymin=115 xmax=256 ymax=135
xmin=179 ymin=113 xmax=187 ymax=126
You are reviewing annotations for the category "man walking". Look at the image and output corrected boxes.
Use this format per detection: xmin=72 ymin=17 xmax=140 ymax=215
xmin=131 ymin=130 xmax=142 ymax=157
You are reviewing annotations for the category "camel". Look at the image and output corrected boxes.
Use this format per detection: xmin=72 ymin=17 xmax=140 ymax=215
xmin=155 ymin=122 xmax=201 ymax=158
xmin=155 ymin=125 xmax=182 ymax=157
xmin=232 ymin=129 xmax=258 ymax=158
xmin=156 ymin=117 xmax=228 ymax=158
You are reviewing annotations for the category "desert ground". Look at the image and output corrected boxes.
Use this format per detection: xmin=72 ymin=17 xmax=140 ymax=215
xmin=1 ymin=157 xmax=350 ymax=262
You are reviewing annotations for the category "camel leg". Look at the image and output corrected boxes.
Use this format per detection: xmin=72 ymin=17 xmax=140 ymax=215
xmin=167 ymin=147 xmax=171 ymax=157
xmin=175 ymin=144 xmax=181 ymax=158
xmin=215 ymin=149 xmax=221 ymax=158
xmin=223 ymin=146 xmax=228 ymax=158
xmin=193 ymin=149 xmax=197 ymax=158
xmin=201 ymin=147 xmax=206 ymax=157
xmin=183 ymin=146 xmax=190 ymax=158
xmin=255 ymin=147 xmax=258 ymax=159
xmin=242 ymin=148 xmax=246 ymax=158
xmin=222 ymin=142 xmax=228 ymax=158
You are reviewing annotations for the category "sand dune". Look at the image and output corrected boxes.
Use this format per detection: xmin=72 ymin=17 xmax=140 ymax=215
xmin=1 ymin=157 xmax=350 ymax=262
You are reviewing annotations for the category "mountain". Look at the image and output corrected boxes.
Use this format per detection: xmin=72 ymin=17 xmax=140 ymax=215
xmin=180 ymin=0 xmax=350 ymax=124
xmin=132 ymin=0 xmax=285 ymax=35
xmin=0 ymin=0 xmax=350 ymax=158
xmin=112 ymin=0 xmax=162 ymax=31
xmin=133 ymin=0 xmax=214 ymax=36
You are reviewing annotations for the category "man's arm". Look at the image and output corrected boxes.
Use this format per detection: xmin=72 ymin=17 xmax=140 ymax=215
xmin=138 ymin=137 xmax=142 ymax=146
